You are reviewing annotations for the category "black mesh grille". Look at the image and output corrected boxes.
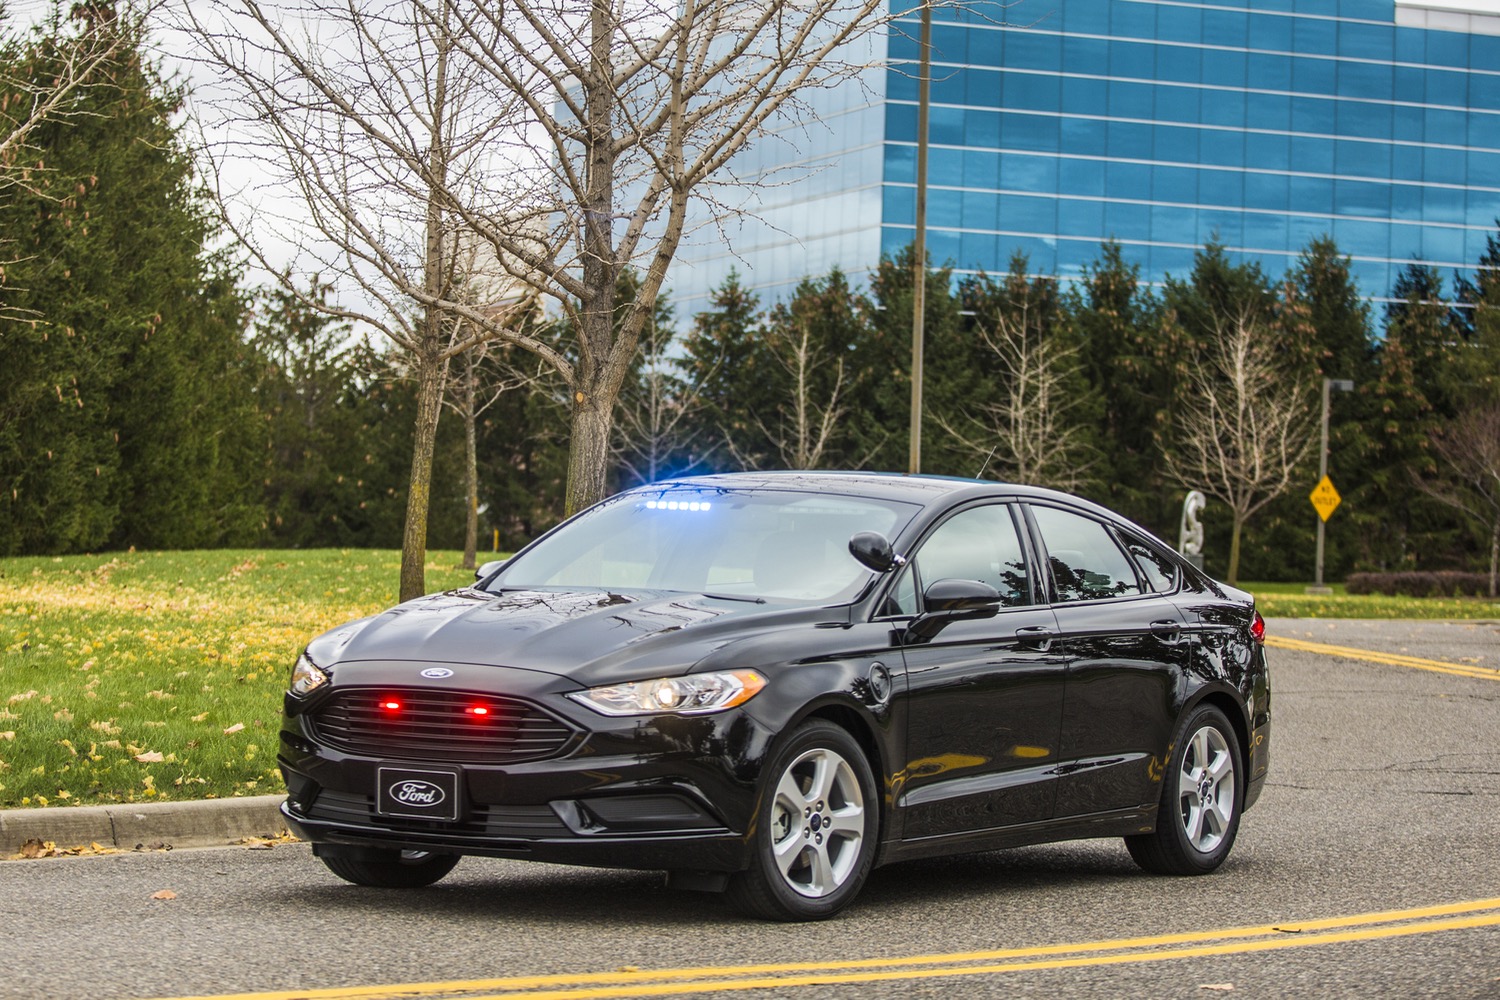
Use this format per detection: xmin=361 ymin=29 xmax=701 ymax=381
xmin=310 ymin=687 xmax=577 ymax=764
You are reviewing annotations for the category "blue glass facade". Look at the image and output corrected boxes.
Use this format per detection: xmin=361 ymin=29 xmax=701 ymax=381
xmin=668 ymin=0 xmax=1500 ymax=317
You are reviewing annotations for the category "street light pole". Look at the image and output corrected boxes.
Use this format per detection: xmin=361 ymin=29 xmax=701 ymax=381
xmin=1313 ymin=377 xmax=1355 ymax=590
xmin=908 ymin=3 xmax=931 ymax=475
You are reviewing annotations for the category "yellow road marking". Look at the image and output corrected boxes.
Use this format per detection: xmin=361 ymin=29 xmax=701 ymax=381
xmin=142 ymin=897 xmax=1500 ymax=1000
xmin=1266 ymin=635 xmax=1500 ymax=681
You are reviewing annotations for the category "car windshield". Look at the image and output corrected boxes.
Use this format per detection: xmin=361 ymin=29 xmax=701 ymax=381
xmin=488 ymin=486 xmax=920 ymax=604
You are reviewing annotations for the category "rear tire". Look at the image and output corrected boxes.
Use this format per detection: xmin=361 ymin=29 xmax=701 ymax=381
xmin=1126 ymin=704 xmax=1243 ymax=876
xmin=727 ymin=720 xmax=878 ymax=921
xmin=319 ymin=849 xmax=460 ymax=888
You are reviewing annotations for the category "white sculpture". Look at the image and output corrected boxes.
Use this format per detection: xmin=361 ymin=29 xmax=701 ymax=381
xmin=1179 ymin=490 xmax=1206 ymax=557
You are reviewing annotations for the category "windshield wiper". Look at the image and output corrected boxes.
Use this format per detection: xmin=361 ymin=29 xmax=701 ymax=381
xmin=700 ymin=592 xmax=767 ymax=604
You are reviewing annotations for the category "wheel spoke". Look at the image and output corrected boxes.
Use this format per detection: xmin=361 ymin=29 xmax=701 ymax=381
xmin=1183 ymin=798 xmax=1206 ymax=846
xmin=825 ymin=806 xmax=864 ymax=839
xmin=809 ymin=751 xmax=837 ymax=805
xmin=1204 ymin=798 xmax=1231 ymax=839
xmin=1191 ymin=728 xmax=1211 ymax=771
xmin=775 ymin=767 xmax=809 ymax=814
xmin=806 ymin=842 xmax=836 ymax=893
xmin=773 ymin=827 xmax=805 ymax=879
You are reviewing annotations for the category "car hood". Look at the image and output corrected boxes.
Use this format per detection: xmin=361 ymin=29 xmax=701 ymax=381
xmin=305 ymin=587 xmax=846 ymax=688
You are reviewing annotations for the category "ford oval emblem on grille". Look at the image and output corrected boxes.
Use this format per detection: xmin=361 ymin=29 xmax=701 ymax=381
xmin=420 ymin=667 xmax=454 ymax=678
xmin=391 ymin=779 xmax=446 ymax=806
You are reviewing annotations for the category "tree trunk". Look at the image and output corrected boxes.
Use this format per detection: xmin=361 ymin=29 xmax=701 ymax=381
xmin=462 ymin=364 xmax=479 ymax=571
xmin=1227 ymin=510 xmax=1245 ymax=586
xmin=1490 ymin=520 xmax=1498 ymax=600
xmin=564 ymin=388 xmax=613 ymax=517
xmin=400 ymin=351 xmax=445 ymax=602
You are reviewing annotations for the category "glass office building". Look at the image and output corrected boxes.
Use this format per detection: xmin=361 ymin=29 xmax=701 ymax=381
xmin=666 ymin=0 xmax=1500 ymax=319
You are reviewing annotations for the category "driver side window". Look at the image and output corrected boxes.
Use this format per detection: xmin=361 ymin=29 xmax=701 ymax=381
xmin=903 ymin=504 xmax=1033 ymax=611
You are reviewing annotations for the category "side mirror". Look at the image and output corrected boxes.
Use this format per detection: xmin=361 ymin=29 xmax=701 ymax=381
xmin=475 ymin=559 xmax=507 ymax=582
xmin=849 ymin=531 xmax=903 ymax=573
xmin=905 ymin=578 xmax=1001 ymax=642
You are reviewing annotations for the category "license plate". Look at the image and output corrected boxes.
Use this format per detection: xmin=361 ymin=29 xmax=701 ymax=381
xmin=376 ymin=766 xmax=461 ymax=822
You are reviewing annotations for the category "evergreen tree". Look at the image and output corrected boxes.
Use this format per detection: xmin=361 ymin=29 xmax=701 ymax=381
xmin=1064 ymin=242 xmax=1173 ymax=529
xmin=0 ymin=6 xmax=263 ymax=554
xmin=858 ymin=245 xmax=964 ymax=474
xmin=1443 ymin=224 xmax=1500 ymax=407
xmin=1364 ymin=263 xmax=1461 ymax=569
xmin=678 ymin=270 xmax=770 ymax=472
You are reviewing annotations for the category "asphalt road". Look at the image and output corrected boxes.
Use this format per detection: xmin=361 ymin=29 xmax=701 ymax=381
xmin=2 ymin=618 xmax=1497 ymax=1000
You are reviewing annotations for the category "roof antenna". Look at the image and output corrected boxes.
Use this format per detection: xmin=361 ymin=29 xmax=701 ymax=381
xmin=975 ymin=445 xmax=999 ymax=481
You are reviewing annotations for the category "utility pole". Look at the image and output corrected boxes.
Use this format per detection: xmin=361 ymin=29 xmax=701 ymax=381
xmin=908 ymin=4 xmax=931 ymax=475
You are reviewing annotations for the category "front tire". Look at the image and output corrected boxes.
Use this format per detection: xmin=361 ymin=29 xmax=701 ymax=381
xmin=727 ymin=720 xmax=878 ymax=921
xmin=319 ymin=849 xmax=460 ymax=888
xmin=1126 ymin=704 xmax=1243 ymax=876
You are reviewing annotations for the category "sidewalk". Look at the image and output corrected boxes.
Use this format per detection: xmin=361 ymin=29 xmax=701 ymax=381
xmin=0 ymin=794 xmax=289 ymax=856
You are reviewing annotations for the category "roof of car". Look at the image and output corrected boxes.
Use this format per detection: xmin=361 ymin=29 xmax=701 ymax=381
xmin=636 ymin=470 xmax=1100 ymax=510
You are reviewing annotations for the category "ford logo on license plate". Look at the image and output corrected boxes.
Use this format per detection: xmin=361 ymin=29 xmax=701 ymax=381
xmin=377 ymin=766 xmax=461 ymax=822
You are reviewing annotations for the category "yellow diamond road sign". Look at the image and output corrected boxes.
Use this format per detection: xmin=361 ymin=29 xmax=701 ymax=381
xmin=1310 ymin=475 xmax=1341 ymax=522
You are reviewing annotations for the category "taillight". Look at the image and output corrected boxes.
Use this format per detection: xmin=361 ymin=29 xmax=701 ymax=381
xmin=1250 ymin=611 xmax=1266 ymax=645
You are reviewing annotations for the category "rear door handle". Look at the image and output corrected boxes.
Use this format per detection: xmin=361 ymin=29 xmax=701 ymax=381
xmin=1151 ymin=619 xmax=1183 ymax=641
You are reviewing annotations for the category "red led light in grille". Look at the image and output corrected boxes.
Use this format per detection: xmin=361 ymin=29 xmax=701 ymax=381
xmin=466 ymin=705 xmax=490 ymax=716
xmin=379 ymin=699 xmax=402 ymax=712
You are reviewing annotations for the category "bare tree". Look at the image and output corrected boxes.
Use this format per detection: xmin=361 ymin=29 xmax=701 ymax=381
xmin=1416 ymin=404 xmax=1500 ymax=597
xmin=1164 ymin=307 xmax=1316 ymax=585
xmin=179 ymin=0 xmax=899 ymax=596
xmin=0 ymin=2 xmax=152 ymax=317
xmin=444 ymin=321 xmax=543 ymax=570
xmin=733 ymin=317 xmax=851 ymax=471
xmin=0 ymin=3 xmax=142 ymax=193
xmin=612 ymin=313 xmax=714 ymax=486
xmin=940 ymin=297 xmax=1097 ymax=491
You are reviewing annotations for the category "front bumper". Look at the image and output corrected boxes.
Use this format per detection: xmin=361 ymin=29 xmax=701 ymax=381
xmin=278 ymin=690 xmax=774 ymax=873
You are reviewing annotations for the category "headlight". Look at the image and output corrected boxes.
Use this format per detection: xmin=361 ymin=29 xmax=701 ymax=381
xmin=567 ymin=670 xmax=766 ymax=717
xmin=289 ymin=653 xmax=329 ymax=697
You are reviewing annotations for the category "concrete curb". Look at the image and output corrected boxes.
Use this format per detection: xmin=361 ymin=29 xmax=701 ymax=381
xmin=0 ymin=794 xmax=289 ymax=856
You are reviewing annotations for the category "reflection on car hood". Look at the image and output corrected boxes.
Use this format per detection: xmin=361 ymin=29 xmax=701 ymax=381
xmin=306 ymin=587 xmax=842 ymax=687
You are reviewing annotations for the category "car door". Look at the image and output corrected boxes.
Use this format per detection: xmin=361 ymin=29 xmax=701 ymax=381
xmin=888 ymin=502 xmax=1067 ymax=840
xmin=1026 ymin=504 xmax=1197 ymax=819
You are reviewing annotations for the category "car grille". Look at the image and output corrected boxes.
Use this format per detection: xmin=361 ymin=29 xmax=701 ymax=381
xmin=309 ymin=687 xmax=577 ymax=764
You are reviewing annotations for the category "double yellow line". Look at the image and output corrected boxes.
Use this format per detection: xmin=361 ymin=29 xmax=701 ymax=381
xmin=148 ymin=897 xmax=1500 ymax=1000
xmin=1266 ymin=634 xmax=1500 ymax=682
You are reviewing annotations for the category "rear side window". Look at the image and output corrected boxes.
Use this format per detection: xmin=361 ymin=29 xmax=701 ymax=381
xmin=1031 ymin=506 xmax=1142 ymax=602
xmin=1121 ymin=532 xmax=1179 ymax=593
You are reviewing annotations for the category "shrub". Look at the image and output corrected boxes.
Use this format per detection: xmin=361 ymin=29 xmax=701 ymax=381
xmin=1345 ymin=571 xmax=1491 ymax=598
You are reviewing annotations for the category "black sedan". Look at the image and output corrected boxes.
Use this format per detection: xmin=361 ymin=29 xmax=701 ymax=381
xmin=279 ymin=472 xmax=1270 ymax=920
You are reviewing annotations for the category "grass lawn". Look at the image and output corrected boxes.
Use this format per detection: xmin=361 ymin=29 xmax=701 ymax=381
xmin=0 ymin=549 xmax=477 ymax=809
xmin=1242 ymin=581 xmax=1500 ymax=620
xmin=1 ymin=550 xmax=1495 ymax=809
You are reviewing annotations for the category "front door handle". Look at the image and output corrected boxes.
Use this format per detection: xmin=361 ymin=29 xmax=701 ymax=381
xmin=1015 ymin=625 xmax=1054 ymax=650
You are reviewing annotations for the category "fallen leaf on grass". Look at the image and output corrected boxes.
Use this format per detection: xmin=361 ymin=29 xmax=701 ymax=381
xmin=222 ymin=723 xmax=245 ymax=735
xmin=133 ymin=751 xmax=164 ymax=763
xmin=150 ymin=889 xmax=176 ymax=901
xmin=0 ymin=732 xmax=13 ymax=741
